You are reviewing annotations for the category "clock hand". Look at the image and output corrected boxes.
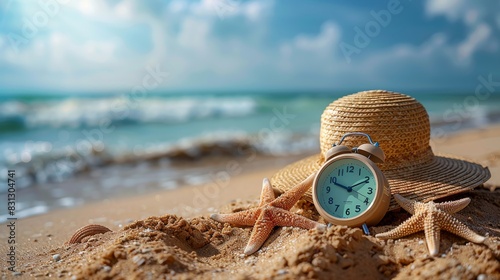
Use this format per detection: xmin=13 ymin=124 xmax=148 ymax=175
xmin=350 ymin=179 xmax=369 ymax=188
xmin=350 ymin=189 xmax=368 ymax=199
xmin=333 ymin=182 xmax=351 ymax=192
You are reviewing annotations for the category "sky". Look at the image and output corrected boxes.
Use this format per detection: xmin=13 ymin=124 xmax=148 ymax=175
xmin=0 ymin=0 xmax=499 ymax=94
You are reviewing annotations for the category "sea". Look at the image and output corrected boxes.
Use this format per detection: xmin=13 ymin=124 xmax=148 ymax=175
xmin=1 ymin=91 xmax=500 ymax=221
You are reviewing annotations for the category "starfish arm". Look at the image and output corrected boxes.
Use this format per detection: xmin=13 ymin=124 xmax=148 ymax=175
xmin=393 ymin=194 xmax=417 ymax=214
xmin=271 ymin=173 xmax=315 ymax=210
xmin=375 ymin=213 xmax=425 ymax=240
xmin=435 ymin=197 xmax=470 ymax=214
xmin=271 ymin=207 xmax=326 ymax=229
xmin=211 ymin=209 xmax=259 ymax=226
xmin=377 ymin=196 xmax=484 ymax=257
xmin=259 ymin=178 xmax=276 ymax=206
xmin=437 ymin=211 xmax=486 ymax=244
xmin=244 ymin=209 xmax=275 ymax=255
xmin=424 ymin=209 xmax=441 ymax=256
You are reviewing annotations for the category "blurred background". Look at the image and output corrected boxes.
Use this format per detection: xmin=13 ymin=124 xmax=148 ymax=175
xmin=1 ymin=0 xmax=500 ymax=219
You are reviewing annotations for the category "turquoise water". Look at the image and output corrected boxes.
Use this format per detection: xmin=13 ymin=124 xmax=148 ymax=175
xmin=1 ymin=91 xmax=500 ymax=191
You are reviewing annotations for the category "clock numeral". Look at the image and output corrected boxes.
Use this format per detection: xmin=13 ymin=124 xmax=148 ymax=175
xmin=363 ymin=198 xmax=369 ymax=205
xmin=338 ymin=169 xmax=344 ymax=176
xmin=355 ymin=205 xmax=361 ymax=213
xmin=329 ymin=177 xmax=337 ymax=184
xmin=347 ymin=166 xmax=354 ymax=173
xmin=345 ymin=208 xmax=350 ymax=216
xmin=328 ymin=197 xmax=333 ymax=204
xmin=326 ymin=186 xmax=331 ymax=193
xmin=334 ymin=204 xmax=339 ymax=212
xmin=367 ymin=187 xmax=373 ymax=195
xmin=359 ymin=168 xmax=361 ymax=176
xmin=365 ymin=176 xmax=370 ymax=182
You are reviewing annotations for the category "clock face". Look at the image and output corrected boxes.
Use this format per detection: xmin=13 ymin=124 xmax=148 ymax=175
xmin=315 ymin=158 xmax=377 ymax=219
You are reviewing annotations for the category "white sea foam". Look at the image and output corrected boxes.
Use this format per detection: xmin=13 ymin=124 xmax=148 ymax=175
xmin=0 ymin=205 xmax=49 ymax=222
xmin=1 ymin=96 xmax=257 ymax=129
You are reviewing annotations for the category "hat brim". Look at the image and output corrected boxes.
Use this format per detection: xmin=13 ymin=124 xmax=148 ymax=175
xmin=271 ymin=153 xmax=491 ymax=211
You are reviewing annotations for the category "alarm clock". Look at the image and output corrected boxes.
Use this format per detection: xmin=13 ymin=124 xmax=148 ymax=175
xmin=312 ymin=132 xmax=391 ymax=227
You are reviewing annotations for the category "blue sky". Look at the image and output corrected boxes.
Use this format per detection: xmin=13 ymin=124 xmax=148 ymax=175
xmin=0 ymin=0 xmax=499 ymax=94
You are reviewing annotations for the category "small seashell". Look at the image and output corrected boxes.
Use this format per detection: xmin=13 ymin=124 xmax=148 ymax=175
xmin=277 ymin=269 xmax=287 ymax=275
xmin=132 ymin=255 xmax=145 ymax=266
xmin=68 ymin=224 xmax=112 ymax=244
xmin=52 ymin=254 xmax=61 ymax=262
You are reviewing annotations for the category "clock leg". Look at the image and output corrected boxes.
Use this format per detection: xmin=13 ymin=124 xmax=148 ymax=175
xmin=362 ymin=223 xmax=370 ymax=235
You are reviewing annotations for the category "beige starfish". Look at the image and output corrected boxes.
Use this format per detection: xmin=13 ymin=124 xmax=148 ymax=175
xmin=211 ymin=174 xmax=325 ymax=255
xmin=375 ymin=194 xmax=485 ymax=256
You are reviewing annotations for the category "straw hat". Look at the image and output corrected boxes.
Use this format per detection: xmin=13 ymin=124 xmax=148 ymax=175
xmin=271 ymin=90 xmax=491 ymax=211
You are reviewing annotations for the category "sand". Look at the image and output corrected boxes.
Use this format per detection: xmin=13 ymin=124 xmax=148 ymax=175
xmin=2 ymin=125 xmax=500 ymax=279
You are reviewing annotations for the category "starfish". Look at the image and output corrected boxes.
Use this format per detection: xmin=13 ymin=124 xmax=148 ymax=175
xmin=211 ymin=174 xmax=325 ymax=255
xmin=375 ymin=194 xmax=485 ymax=256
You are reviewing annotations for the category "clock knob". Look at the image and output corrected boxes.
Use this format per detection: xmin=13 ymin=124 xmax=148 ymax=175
xmin=324 ymin=145 xmax=351 ymax=161
xmin=357 ymin=143 xmax=385 ymax=163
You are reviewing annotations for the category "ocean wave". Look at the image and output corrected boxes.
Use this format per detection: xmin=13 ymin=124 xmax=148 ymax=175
xmin=2 ymin=93 xmax=500 ymax=193
xmin=0 ymin=96 xmax=258 ymax=131
xmin=0 ymin=130 xmax=319 ymax=192
xmin=428 ymin=106 xmax=499 ymax=132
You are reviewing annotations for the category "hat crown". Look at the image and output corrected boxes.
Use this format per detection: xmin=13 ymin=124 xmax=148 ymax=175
xmin=319 ymin=90 xmax=433 ymax=170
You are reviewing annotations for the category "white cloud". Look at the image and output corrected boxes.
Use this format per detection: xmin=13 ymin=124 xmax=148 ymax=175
xmin=424 ymin=0 xmax=497 ymax=64
xmin=0 ymin=1 xmax=345 ymax=91
xmin=293 ymin=21 xmax=340 ymax=53
xmin=72 ymin=1 xmax=113 ymax=18
xmin=1 ymin=0 xmax=498 ymax=92
xmin=241 ymin=1 xmax=269 ymax=22
xmin=425 ymin=0 xmax=466 ymax=21
xmin=274 ymin=21 xmax=342 ymax=86
xmin=168 ymin=0 xmax=188 ymax=13
xmin=464 ymin=10 xmax=479 ymax=26
xmin=185 ymin=0 xmax=272 ymax=21
xmin=139 ymin=0 xmax=277 ymax=88
xmin=280 ymin=21 xmax=341 ymax=62
xmin=177 ymin=17 xmax=212 ymax=51
xmin=114 ymin=0 xmax=134 ymax=19
xmin=82 ymin=40 xmax=118 ymax=63
xmin=186 ymin=0 xmax=214 ymax=16
xmin=66 ymin=0 xmax=155 ymax=23
xmin=360 ymin=33 xmax=449 ymax=73
xmin=7 ymin=32 xmax=120 ymax=70
xmin=457 ymin=23 xmax=491 ymax=62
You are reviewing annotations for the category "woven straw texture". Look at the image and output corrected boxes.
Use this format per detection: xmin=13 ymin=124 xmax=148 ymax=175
xmin=271 ymin=90 xmax=491 ymax=211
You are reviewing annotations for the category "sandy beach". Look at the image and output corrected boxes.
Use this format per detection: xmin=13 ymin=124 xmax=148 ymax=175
xmin=2 ymin=1 xmax=500 ymax=279
xmin=2 ymin=124 xmax=500 ymax=279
